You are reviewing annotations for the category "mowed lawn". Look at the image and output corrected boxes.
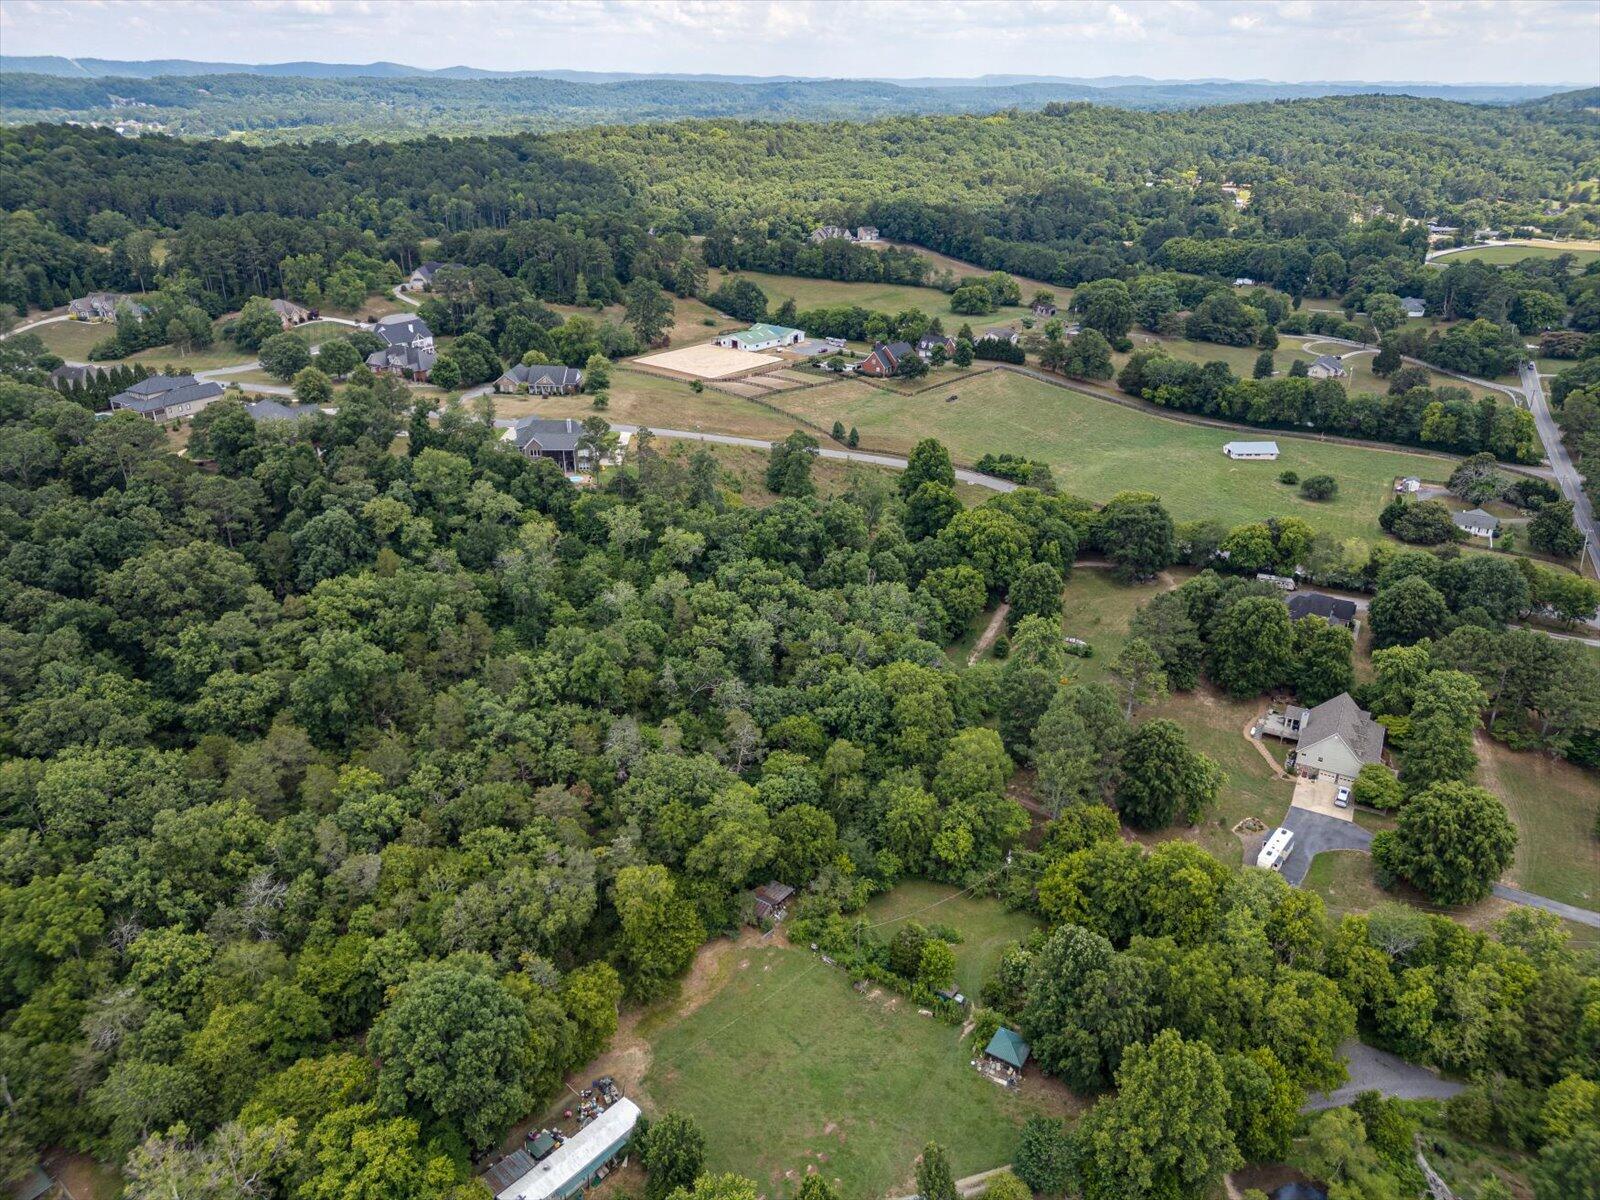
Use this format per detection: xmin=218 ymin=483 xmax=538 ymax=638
xmin=774 ymin=370 xmax=1452 ymax=538
xmin=30 ymin=318 xmax=112 ymax=361
xmin=643 ymin=942 xmax=1059 ymax=1198
xmin=1433 ymin=244 xmax=1600 ymax=267
xmin=706 ymin=269 xmax=1036 ymax=326
xmin=863 ymin=881 xmax=1041 ymax=998
xmin=1480 ymin=738 xmax=1600 ymax=910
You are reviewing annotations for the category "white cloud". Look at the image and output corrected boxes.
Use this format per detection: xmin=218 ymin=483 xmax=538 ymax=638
xmin=0 ymin=0 xmax=1594 ymax=84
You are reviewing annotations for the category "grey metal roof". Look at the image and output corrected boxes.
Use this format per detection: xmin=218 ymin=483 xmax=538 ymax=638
xmin=509 ymin=416 xmax=585 ymax=453
xmin=1297 ymin=692 xmax=1385 ymax=766
xmin=483 ymin=1150 xmax=537 ymax=1196
xmin=1224 ymin=440 xmax=1280 ymax=454
xmin=1311 ymin=354 xmax=1346 ymax=372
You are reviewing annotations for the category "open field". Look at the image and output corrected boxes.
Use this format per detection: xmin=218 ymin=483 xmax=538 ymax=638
xmin=1478 ymin=737 xmax=1600 ymax=910
xmin=706 ymin=268 xmax=1038 ymax=327
xmin=878 ymin=242 xmax=1065 ymax=303
xmin=770 ymin=369 xmax=1452 ymax=538
xmin=512 ymin=367 xmax=806 ymax=440
xmin=641 ymin=939 xmax=1071 ymax=1198
xmin=863 ymin=881 xmax=1041 ymax=999
xmin=1433 ymin=244 xmax=1600 ymax=267
xmin=28 ymin=318 xmax=113 ymax=361
xmin=1303 ymin=850 xmax=1600 ymax=951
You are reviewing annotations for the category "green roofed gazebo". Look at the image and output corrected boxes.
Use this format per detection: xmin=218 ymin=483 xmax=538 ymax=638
xmin=984 ymin=1027 xmax=1030 ymax=1070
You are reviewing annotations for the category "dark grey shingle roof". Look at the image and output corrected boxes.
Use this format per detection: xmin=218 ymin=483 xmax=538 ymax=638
xmin=500 ymin=363 xmax=583 ymax=389
xmin=509 ymin=416 xmax=585 ymax=453
xmin=1297 ymin=692 xmax=1385 ymax=766
xmin=1287 ymin=593 xmax=1358 ymax=623
xmin=109 ymin=374 xmax=224 ymax=413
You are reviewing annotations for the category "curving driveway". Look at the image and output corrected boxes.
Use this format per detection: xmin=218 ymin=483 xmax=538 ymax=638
xmin=1279 ymin=807 xmax=1372 ymax=886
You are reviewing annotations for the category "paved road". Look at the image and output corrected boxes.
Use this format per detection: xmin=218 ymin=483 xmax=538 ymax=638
xmin=0 ymin=313 xmax=71 ymax=339
xmin=1491 ymin=884 xmax=1600 ymax=929
xmin=1304 ymin=1040 xmax=1464 ymax=1111
xmin=390 ymin=285 xmax=422 ymax=308
xmin=1278 ymin=807 xmax=1373 ymax=886
xmin=1522 ymin=359 xmax=1599 ymax=576
xmin=486 ymin=415 xmax=1017 ymax=491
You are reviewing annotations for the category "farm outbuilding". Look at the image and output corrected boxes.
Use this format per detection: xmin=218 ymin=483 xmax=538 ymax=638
xmin=485 ymin=1097 xmax=641 ymax=1200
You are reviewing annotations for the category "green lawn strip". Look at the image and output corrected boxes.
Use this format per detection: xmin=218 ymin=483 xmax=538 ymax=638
xmin=705 ymin=268 xmax=1036 ymax=327
xmin=1480 ymin=739 xmax=1600 ymax=910
xmin=29 ymin=319 xmax=111 ymax=361
xmin=862 ymin=881 xmax=1041 ymax=999
xmin=773 ymin=369 xmax=1448 ymax=538
xmin=1433 ymin=245 xmax=1600 ymax=267
xmin=642 ymin=941 xmax=1053 ymax=1198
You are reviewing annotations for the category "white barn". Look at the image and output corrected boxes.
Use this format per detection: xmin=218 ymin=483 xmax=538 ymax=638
xmin=1223 ymin=440 xmax=1280 ymax=460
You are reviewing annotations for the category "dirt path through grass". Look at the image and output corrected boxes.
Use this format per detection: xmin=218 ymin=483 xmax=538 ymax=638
xmin=968 ymin=603 xmax=1010 ymax=665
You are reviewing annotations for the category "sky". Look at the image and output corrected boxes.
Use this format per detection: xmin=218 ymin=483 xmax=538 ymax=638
xmin=2 ymin=0 xmax=1597 ymax=86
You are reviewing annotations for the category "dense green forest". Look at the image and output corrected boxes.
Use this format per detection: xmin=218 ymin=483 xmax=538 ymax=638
xmin=2 ymin=89 xmax=1600 ymax=1200
xmin=0 ymin=66 xmax=1575 ymax=142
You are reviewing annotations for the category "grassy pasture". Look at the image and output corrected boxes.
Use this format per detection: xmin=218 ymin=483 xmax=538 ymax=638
xmin=770 ymin=369 xmax=1451 ymax=538
xmin=1478 ymin=738 xmax=1600 ymax=911
xmin=862 ymin=881 xmax=1042 ymax=998
xmin=1433 ymin=244 xmax=1600 ymax=267
xmin=641 ymin=940 xmax=1068 ymax=1199
xmin=706 ymin=268 xmax=1036 ymax=326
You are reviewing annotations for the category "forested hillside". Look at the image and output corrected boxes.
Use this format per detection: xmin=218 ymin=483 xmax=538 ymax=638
xmin=0 ymin=66 xmax=1575 ymax=141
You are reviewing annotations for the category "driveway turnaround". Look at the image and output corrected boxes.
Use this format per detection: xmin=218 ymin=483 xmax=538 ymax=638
xmin=1304 ymin=1040 xmax=1464 ymax=1111
xmin=1278 ymin=807 xmax=1373 ymax=886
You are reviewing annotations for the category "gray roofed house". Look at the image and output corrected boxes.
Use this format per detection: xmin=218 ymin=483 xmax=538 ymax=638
xmin=68 ymin=292 xmax=143 ymax=322
xmin=1452 ymin=508 xmax=1500 ymax=538
xmin=1399 ymin=296 xmax=1427 ymax=318
xmin=502 ymin=416 xmax=589 ymax=471
xmin=366 ymin=343 xmax=437 ymax=379
xmin=108 ymin=374 xmax=225 ymax=421
xmin=270 ymin=297 xmax=312 ymax=326
xmin=371 ymin=313 xmax=435 ymax=350
xmin=857 ymin=340 xmax=914 ymax=377
xmin=404 ymin=260 xmax=465 ymax=291
xmin=50 ymin=362 xmax=107 ymax=389
xmin=916 ymin=332 xmax=956 ymax=359
xmin=495 ymin=363 xmax=585 ymax=395
xmin=1307 ymin=354 xmax=1348 ymax=379
xmin=1287 ymin=592 xmax=1359 ymax=628
xmin=978 ymin=325 xmax=1021 ymax=345
xmin=1292 ymin=692 xmax=1386 ymax=784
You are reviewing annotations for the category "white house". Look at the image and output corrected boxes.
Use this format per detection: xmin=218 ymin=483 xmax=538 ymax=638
xmin=1452 ymin=508 xmax=1501 ymax=540
xmin=1395 ymin=476 xmax=1422 ymax=493
xmin=1400 ymin=296 xmax=1427 ymax=319
xmin=1223 ymin=440 xmax=1280 ymax=460
xmin=1307 ymin=354 xmax=1347 ymax=380
xmin=712 ymin=323 xmax=805 ymax=351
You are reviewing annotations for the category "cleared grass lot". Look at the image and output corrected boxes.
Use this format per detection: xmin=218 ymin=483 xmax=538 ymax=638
xmin=1432 ymin=244 xmax=1600 ymax=267
xmin=1479 ymin=737 xmax=1600 ymax=911
xmin=862 ymin=880 xmax=1042 ymax=999
xmin=773 ymin=369 xmax=1451 ymax=538
xmin=706 ymin=268 xmax=1037 ymax=326
xmin=642 ymin=938 xmax=1068 ymax=1199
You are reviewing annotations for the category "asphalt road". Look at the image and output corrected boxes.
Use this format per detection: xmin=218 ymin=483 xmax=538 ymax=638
xmin=1522 ymin=359 xmax=1599 ymax=577
xmin=1304 ymin=1040 xmax=1464 ymax=1111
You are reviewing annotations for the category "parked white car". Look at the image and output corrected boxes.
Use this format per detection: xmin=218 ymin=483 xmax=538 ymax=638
xmin=1335 ymin=785 xmax=1351 ymax=808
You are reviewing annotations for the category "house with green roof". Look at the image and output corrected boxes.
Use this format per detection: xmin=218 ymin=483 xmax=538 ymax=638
xmin=713 ymin=323 xmax=806 ymax=351
xmin=983 ymin=1026 xmax=1030 ymax=1072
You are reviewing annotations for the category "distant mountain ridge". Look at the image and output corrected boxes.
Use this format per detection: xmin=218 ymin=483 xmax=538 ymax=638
xmin=0 ymin=55 xmax=1578 ymax=102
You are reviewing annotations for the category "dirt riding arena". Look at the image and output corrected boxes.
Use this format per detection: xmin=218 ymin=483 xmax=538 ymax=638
xmin=634 ymin=344 xmax=784 ymax=381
